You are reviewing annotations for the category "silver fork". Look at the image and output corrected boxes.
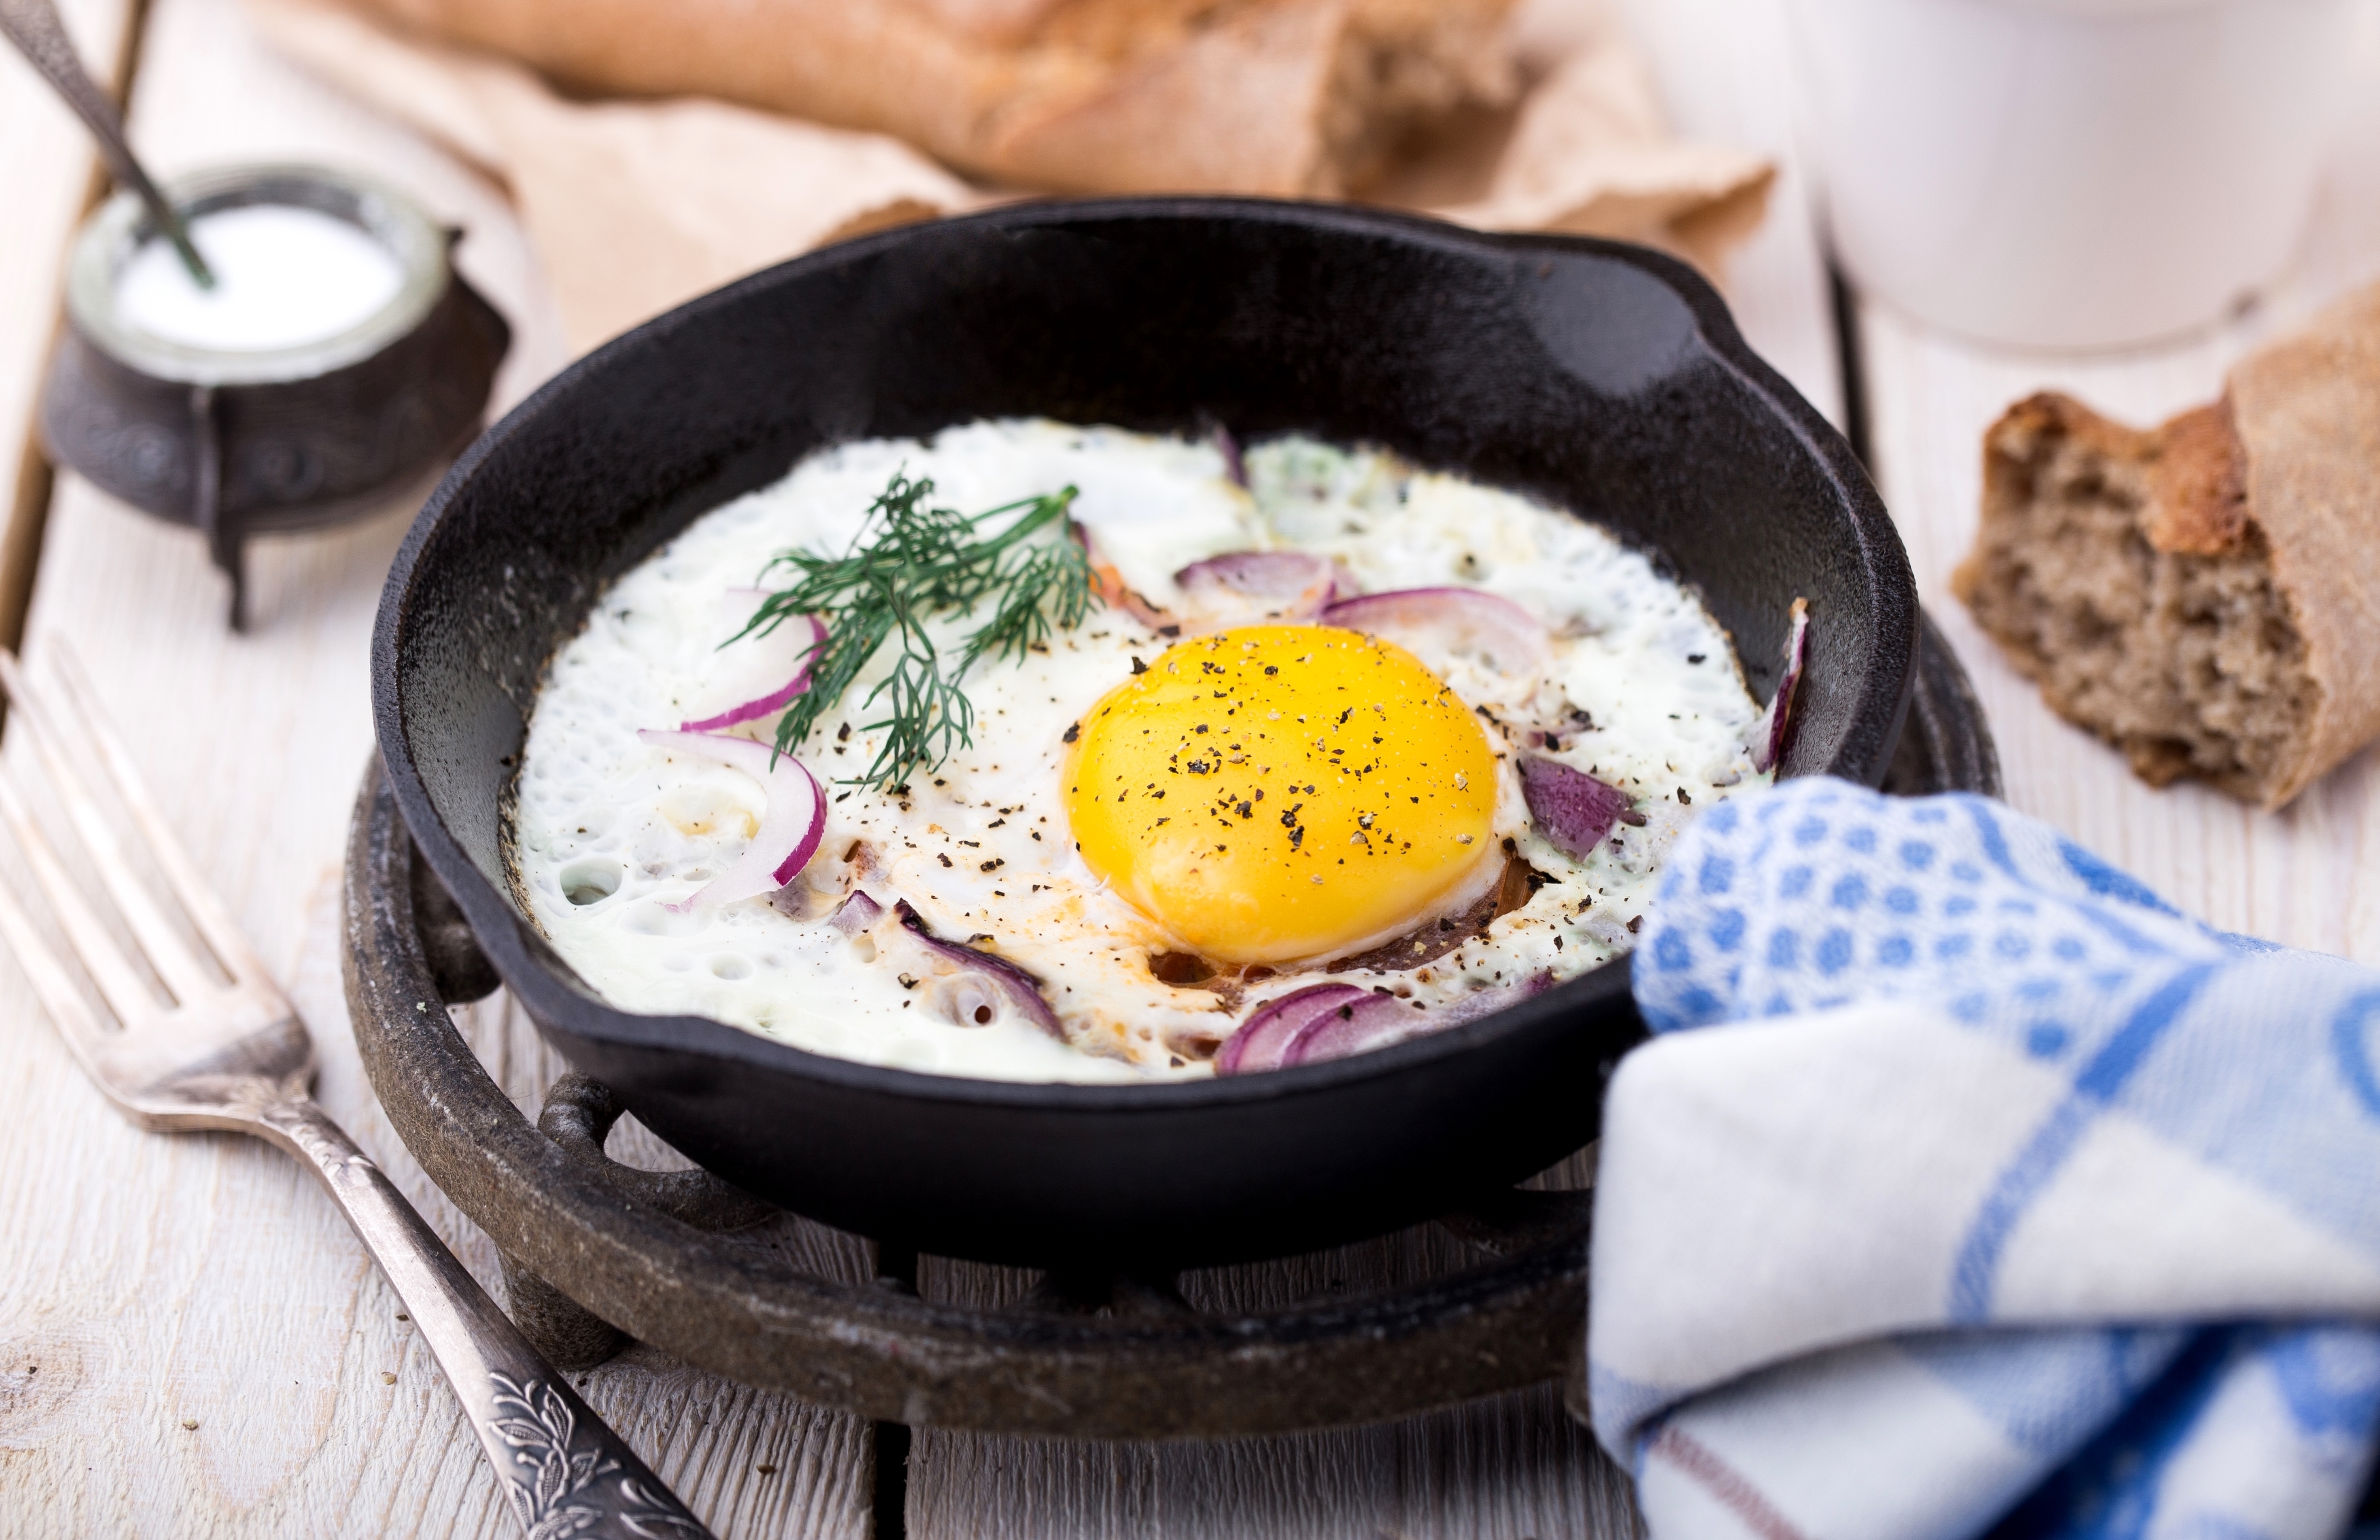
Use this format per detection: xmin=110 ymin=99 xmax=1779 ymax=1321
xmin=0 ymin=643 xmax=712 ymax=1540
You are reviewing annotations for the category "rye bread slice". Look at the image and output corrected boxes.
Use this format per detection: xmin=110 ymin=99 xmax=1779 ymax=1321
xmin=1952 ymin=281 xmax=2380 ymax=809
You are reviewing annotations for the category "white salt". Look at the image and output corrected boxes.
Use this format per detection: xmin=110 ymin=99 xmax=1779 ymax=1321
xmin=114 ymin=203 xmax=405 ymax=352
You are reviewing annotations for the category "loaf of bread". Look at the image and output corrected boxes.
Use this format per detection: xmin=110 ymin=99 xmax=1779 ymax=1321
xmin=1953 ymin=281 xmax=2380 ymax=809
xmin=337 ymin=0 xmax=1519 ymax=196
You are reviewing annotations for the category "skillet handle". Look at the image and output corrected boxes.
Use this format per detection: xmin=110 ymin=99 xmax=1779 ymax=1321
xmin=259 ymin=1094 xmax=714 ymax=1540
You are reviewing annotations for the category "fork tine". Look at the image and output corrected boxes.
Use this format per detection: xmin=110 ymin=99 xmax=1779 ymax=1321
xmin=38 ymin=643 xmax=274 ymax=988
xmin=0 ymin=647 xmax=232 ymax=1004
xmin=0 ymin=772 xmax=159 ymax=1025
xmin=0 ymin=855 xmax=114 ymax=1073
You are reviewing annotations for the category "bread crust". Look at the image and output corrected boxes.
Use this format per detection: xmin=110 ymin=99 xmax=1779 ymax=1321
xmin=2226 ymin=282 xmax=2380 ymax=806
xmin=1955 ymin=281 xmax=2380 ymax=810
xmin=2140 ymin=400 xmax=2247 ymax=557
xmin=341 ymin=0 xmax=1518 ymax=195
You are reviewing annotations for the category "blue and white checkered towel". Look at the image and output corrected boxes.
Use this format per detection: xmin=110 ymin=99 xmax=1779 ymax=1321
xmin=1592 ymin=776 xmax=2380 ymax=1540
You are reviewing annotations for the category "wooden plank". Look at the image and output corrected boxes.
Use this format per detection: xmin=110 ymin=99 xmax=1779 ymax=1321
xmin=1857 ymin=27 xmax=2380 ymax=959
xmin=0 ymin=0 xmax=137 ymax=651
xmin=903 ymin=1153 xmax=1638 ymax=1539
xmin=907 ymin=1386 xmax=1636 ymax=1540
xmin=0 ymin=0 xmax=871 ymax=1532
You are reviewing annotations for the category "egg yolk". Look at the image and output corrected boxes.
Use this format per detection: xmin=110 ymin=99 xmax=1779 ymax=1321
xmin=1064 ymin=626 xmax=1498 ymax=965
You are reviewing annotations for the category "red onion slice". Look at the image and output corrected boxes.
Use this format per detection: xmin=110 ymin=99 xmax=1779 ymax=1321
xmin=635 ymin=730 xmax=826 ymax=911
xmin=828 ymin=890 xmax=883 ymax=935
xmin=1287 ymin=971 xmax=1557 ymax=1069
xmin=1174 ymin=550 xmax=1338 ymax=622
xmin=1520 ymin=756 xmax=1633 ymax=861
xmin=1321 ymin=587 xmax=1552 ymax=677
xmin=1214 ymin=983 xmax=1372 ymax=1076
xmin=1212 ymin=423 xmax=1248 ymax=489
xmin=894 ymin=901 xmax=1064 ymax=1038
xmin=1749 ymin=598 xmax=1810 ymax=774
xmin=1273 ymin=990 xmax=1415 ymax=1070
xmin=680 ymin=593 xmax=826 ymax=732
xmin=1223 ymin=970 xmax=1562 ymax=1074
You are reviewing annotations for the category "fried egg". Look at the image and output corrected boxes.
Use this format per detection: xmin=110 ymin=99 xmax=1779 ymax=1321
xmin=510 ymin=420 xmax=1770 ymax=1082
xmin=1068 ymin=627 xmax=1499 ymax=965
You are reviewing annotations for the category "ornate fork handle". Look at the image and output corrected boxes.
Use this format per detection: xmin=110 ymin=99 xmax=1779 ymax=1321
xmin=0 ymin=646 xmax=707 ymax=1536
xmin=259 ymin=1096 xmax=713 ymax=1540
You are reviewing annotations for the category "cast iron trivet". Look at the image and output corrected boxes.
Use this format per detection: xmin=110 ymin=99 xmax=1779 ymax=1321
xmin=342 ymin=613 xmax=1997 ymax=1441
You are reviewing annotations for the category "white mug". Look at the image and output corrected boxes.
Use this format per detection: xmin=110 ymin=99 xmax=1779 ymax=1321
xmin=1786 ymin=0 xmax=2360 ymax=349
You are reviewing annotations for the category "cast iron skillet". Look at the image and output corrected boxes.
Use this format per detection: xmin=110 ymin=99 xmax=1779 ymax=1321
xmin=373 ymin=199 xmax=1916 ymax=1268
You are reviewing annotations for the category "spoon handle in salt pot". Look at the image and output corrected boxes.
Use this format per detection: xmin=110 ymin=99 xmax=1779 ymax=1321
xmin=258 ymin=1096 xmax=715 ymax=1539
xmin=0 ymin=0 xmax=214 ymax=286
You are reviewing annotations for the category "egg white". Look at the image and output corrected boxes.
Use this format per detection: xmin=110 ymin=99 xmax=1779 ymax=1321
xmin=510 ymin=420 xmax=1769 ymax=1082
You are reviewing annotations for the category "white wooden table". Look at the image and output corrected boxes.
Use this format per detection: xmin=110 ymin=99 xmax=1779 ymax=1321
xmin=2 ymin=0 xmax=2377 ymax=1534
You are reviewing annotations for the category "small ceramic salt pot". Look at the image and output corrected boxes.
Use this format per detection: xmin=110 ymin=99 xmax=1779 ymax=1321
xmin=39 ymin=162 xmax=509 ymax=629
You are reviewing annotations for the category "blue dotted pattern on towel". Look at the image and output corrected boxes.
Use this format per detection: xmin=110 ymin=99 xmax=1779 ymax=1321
xmin=1626 ymin=778 xmax=2380 ymax=1536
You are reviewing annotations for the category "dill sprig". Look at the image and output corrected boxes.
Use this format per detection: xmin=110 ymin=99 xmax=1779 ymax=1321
xmin=737 ymin=471 xmax=1094 ymax=790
